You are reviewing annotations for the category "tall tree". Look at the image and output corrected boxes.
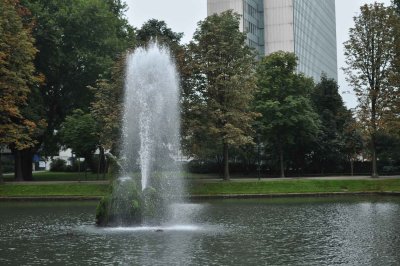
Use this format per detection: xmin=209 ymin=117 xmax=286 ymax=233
xmin=0 ymin=0 xmax=43 ymax=182
xmin=389 ymin=0 xmax=400 ymax=137
xmin=311 ymin=75 xmax=351 ymax=174
xmin=89 ymin=57 xmax=125 ymax=174
xmin=9 ymin=0 xmax=136 ymax=180
xmin=187 ymin=11 xmax=258 ymax=180
xmin=20 ymin=0 xmax=135 ymax=154
xmin=344 ymin=3 xmax=397 ymax=177
xmin=255 ymin=52 xmax=320 ymax=177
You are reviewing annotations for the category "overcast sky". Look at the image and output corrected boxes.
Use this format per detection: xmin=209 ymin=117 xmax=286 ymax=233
xmin=125 ymin=0 xmax=392 ymax=108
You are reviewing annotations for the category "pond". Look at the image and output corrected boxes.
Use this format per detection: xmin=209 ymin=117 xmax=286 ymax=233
xmin=1 ymin=196 xmax=399 ymax=265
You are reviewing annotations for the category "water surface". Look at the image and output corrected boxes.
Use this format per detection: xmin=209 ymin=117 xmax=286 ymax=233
xmin=1 ymin=197 xmax=399 ymax=265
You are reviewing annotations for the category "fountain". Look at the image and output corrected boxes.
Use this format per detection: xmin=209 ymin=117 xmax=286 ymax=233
xmin=96 ymin=43 xmax=184 ymax=227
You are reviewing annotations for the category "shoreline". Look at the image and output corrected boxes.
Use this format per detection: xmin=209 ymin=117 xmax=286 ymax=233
xmin=1 ymin=191 xmax=400 ymax=201
xmin=0 ymin=196 xmax=103 ymax=201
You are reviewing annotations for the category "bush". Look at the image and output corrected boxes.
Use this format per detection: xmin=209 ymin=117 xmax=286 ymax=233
xmin=96 ymin=179 xmax=143 ymax=227
xmin=187 ymin=160 xmax=220 ymax=174
xmin=95 ymin=178 xmax=167 ymax=227
xmin=50 ymin=159 xmax=67 ymax=172
xmin=1 ymin=154 xmax=14 ymax=173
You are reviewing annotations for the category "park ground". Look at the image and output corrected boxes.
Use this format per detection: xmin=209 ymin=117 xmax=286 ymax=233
xmin=0 ymin=171 xmax=400 ymax=199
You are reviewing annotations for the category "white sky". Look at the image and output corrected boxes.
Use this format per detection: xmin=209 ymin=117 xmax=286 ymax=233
xmin=125 ymin=0 xmax=392 ymax=108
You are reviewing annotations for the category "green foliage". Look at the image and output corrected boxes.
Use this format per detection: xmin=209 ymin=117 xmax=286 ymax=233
xmin=20 ymin=0 xmax=135 ymax=154
xmin=59 ymin=109 xmax=99 ymax=160
xmin=0 ymin=0 xmax=47 ymax=181
xmin=344 ymin=3 xmax=397 ymax=134
xmin=89 ymin=77 xmax=123 ymax=153
xmin=344 ymin=3 xmax=398 ymax=177
xmin=311 ymin=75 xmax=354 ymax=172
xmin=50 ymin=158 xmax=67 ymax=172
xmin=255 ymin=51 xmax=320 ymax=177
xmin=95 ymin=177 xmax=170 ymax=226
xmin=0 ymin=0 xmax=42 ymax=150
xmin=375 ymin=131 xmax=400 ymax=165
xmin=389 ymin=1 xmax=400 ymax=137
xmin=394 ymin=0 xmax=400 ymax=13
xmin=96 ymin=195 xmax=111 ymax=226
xmin=89 ymin=19 xmax=185 ymax=156
xmin=186 ymin=11 xmax=258 ymax=179
xmin=96 ymin=179 xmax=143 ymax=226
xmin=142 ymin=186 xmax=164 ymax=223
xmin=136 ymin=19 xmax=183 ymax=48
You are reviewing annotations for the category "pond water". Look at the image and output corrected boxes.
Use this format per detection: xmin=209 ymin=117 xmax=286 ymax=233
xmin=1 ymin=197 xmax=400 ymax=265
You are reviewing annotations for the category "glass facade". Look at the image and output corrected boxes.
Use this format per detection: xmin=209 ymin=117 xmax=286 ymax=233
xmin=243 ymin=0 xmax=265 ymax=56
xmin=207 ymin=0 xmax=338 ymax=81
xmin=293 ymin=0 xmax=337 ymax=81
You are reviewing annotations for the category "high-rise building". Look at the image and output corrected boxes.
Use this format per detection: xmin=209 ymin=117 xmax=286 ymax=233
xmin=207 ymin=0 xmax=337 ymax=81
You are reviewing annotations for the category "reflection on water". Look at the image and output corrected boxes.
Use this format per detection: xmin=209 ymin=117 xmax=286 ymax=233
xmin=1 ymin=197 xmax=400 ymax=265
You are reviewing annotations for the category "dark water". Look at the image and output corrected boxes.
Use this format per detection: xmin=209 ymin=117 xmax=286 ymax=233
xmin=1 ymin=197 xmax=400 ymax=265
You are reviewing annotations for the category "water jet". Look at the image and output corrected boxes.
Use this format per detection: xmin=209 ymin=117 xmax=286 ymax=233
xmin=96 ymin=43 xmax=184 ymax=227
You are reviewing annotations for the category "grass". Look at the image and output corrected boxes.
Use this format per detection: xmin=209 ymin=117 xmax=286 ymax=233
xmin=188 ymin=179 xmax=400 ymax=195
xmin=3 ymin=171 xmax=111 ymax=182
xmin=0 ymin=183 xmax=110 ymax=197
xmin=1 ymin=172 xmax=400 ymax=198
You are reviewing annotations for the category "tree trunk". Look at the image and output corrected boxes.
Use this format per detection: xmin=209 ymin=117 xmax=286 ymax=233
xmin=371 ymin=94 xmax=379 ymax=178
xmin=14 ymin=150 xmax=23 ymax=181
xmin=350 ymin=159 xmax=354 ymax=176
xmin=371 ymin=134 xmax=379 ymax=178
xmin=21 ymin=148 xmax=33 ymax=181
xmin=97 ymin=155 xmax=100 ymax=180
xmin=279 ymin=145 xmax=285 ymax=178
xmin=371 ymin=137 xmax=379 ymax=178
xmin=223 ymin=142 xmax=230 ymax=181
xmin=99 ymin=146 xmax=106 ymax=179
xmin=0 ymin=152 xmax=3 ymax=183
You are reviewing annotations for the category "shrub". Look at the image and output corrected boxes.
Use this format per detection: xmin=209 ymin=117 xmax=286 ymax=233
xmin=50 ymin=159 xmax=67 ymax=172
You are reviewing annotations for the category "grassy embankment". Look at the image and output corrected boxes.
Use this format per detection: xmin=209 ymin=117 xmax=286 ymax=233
xmin=1 ymin=172 xmax=110 ymax=197
xmin=189 ymin=179 xmax=400 ymax=196
xmin=0 ymin=172 xmax=399 ymax=197
xmin=3 ymin=171 xmax=110 ymax=182
xmin=0 ymin=183 xmax=109 ymax=197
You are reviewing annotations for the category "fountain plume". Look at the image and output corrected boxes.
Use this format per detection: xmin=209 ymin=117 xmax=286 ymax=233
xmin=96 ymin=43 xmax=184 ymax=226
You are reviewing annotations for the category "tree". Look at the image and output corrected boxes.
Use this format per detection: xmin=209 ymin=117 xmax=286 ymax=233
xmin=59 ymin=109 xmax=99 ymax=171
xmin=89 ymin=20 xmax=185 ymax=176
xmin=20 ymin=0 xmax=135 ymax=153
xmin=389 ymin=1 xmax=400 ymax=137
xmin=89 ymin=59 xmax=124 ymax=175
xmin=10 ymin=0 xmax=136 ymax=180
xmin=0 ymin=0 xmax=43 ymax=182
xmin=342 ymin=115 xmax=364 ymax=176
xmin=344 ymin=3 xmax=397 ymax=177
xmin=255 ymin=51 xmax=320 ymax=177
xmin=394 ymin=0 xmax=400 ymax=13
xmin=136 ymin=19 xmax=183 ymax=48
xmin=311 ymin=75 xmax=351 ymax=174
xmin=187 ymin=11 xmax=258 ymax=180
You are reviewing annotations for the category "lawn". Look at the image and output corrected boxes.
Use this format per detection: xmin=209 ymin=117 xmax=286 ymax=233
xmin=0 ymin=183 xmax=110 ymax=197
xmin=3 ymin=171 xmax=111 ymax=182
xmin=188 ymin=179 xmax=400 ymax=196
xmin=1 ymin=176 xmax=400 ymax=198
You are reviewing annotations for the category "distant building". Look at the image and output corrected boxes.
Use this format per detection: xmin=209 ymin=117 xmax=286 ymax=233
xmin=207 ymin=0 xmax=338 ymax=81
